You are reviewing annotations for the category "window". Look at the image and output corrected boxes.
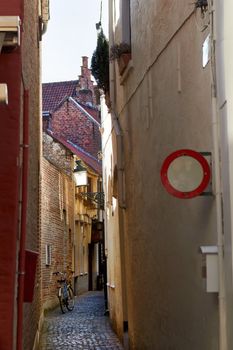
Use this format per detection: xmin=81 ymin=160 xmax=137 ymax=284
xmin=121 ymin=0 xmax=131 ymax=45
xmin=45 ymin=244 xmax=52 ymax=266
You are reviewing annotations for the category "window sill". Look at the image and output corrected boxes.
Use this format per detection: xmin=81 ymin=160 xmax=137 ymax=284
xmin=120 ymin=59 xmax=133 ymax=85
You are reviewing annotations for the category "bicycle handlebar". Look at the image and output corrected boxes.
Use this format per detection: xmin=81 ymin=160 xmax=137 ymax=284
xmin=52 ymin=270 xmax=74 ymax=276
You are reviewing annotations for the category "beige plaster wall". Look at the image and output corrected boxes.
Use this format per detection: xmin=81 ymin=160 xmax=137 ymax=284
xmin=101 ymin=98 xmax=125 ymax=341
xmin=215 ymin=1 xmax=233 ymax=348
xmin=108 ymin=0 xmax=220 ymax=349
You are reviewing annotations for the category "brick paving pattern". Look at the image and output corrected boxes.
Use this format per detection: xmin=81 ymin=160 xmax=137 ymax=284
xmin=39 ymin=291 xmax=123 ymax=349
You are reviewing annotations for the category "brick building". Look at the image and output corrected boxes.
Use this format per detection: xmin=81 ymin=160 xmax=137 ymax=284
xmin=41 ymin=130 xmax=103 ymax=309
xmin=0 ymin=1 xmax=49 ymax=349
xmin=41 ymin=132 xmax=75 ymax=311
xmin=50 ymin=96 xmax=101 ymax=158
xmin=41 ymin=56 xmax=103 ymax=313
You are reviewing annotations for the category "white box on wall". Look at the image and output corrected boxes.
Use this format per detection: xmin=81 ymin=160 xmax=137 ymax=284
xmin=200 ymin=245 xmax=219 ymax=293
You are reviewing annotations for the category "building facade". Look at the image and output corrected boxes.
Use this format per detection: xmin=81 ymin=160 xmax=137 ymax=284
xmin=102 ymin=0 xmax=233 ymax=349
xmin=41 ymin=56 xmax=103 ymax=305
xmin=40 ymin=129 xmax=103 ymax=311
xmin=41 ymin=133 xmax=75 ymax=311
xmin=0 ymin=1 xmax=49 ymax=349
xmin=0 ymin=0 xmax=49 ymax=350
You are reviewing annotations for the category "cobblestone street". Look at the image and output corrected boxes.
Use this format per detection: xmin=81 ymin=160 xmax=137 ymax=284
xmin=39 ymin=291 xmax=123 ymax=350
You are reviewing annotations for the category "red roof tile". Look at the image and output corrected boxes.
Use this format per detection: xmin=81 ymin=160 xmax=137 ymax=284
xmin=42 ymin=80 xmax=78 ymax=112
xmin=47 ymin=130 xmax=102 ymax=175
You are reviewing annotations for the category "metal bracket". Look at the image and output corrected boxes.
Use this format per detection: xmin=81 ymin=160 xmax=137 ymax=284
xmin=77 ymin=192 xmax=105 ymax=209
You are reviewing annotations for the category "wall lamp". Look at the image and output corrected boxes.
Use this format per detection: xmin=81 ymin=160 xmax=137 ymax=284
xmin=73 ymin=160 xmax=104 ymax=208
xmin=73 ymin=160 xmax=88 ymax=186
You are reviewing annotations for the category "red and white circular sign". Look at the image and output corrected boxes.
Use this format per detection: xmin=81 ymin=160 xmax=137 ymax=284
xmin=160 ymin=149 xmax=211 ymax=199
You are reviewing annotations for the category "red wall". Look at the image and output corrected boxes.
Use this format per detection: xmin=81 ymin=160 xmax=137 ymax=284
xmin=0 ymin=1 xmax=23 ymax=348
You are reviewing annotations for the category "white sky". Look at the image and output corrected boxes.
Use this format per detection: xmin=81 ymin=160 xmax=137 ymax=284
xmin=42 ymin=0 xmax=108 ymax=83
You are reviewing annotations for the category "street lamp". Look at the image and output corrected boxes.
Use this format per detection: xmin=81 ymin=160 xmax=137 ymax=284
xmin=73 ymin=160 xmax=88 ymax=187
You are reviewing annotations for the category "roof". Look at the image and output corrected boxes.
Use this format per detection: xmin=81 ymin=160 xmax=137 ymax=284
xmin=42 ymin=80 xmax=100 ymax=123
xmin=68 ymin=97 xmax=100 ymax=126
xmin=79 ymin=103 xmax=100 ymax=122
xmin=42 ymin=80 xmax=78 ymax=112
xmin=47 ymin=130 xmax=102 ymax=175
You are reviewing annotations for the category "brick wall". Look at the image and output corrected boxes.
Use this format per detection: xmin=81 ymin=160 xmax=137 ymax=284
xmin=51 ymin=99 xmax=101 ymax=158
xmin=41 ymin=157 xmax=75 ymax=308
xmin=41 ymin=137 xmax=75 ymax=310
xmin=43 ymin=132 xmax=73 ymax=177
xmin=76 ymin=56 xmax=97 ymax=106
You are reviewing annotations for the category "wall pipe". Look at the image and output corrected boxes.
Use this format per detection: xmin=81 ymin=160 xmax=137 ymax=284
xmin=210 ymin=2 xmax=227 ymax=349
xmin=16 ymin=89 xmax=29 ymax=350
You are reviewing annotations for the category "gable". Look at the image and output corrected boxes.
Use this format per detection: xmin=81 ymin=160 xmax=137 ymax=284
xmin=50 ymin=98 xmax=101 ymax=159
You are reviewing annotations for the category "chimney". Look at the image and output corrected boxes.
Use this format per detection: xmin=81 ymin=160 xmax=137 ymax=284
xmin=82 ymin=56 xmax=88 ymax=68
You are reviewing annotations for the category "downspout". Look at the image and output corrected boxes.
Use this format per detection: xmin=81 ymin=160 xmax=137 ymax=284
xmin=16 ymin=90 xmax=29 ymax=350
xmin=210 ymin=2 xmax=227 ymax=349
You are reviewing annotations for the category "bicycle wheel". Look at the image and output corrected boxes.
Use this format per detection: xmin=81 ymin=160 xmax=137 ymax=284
xmin=66 ymin=286 xmax=75 ymax=311
xmin=58 ymin=288 xmax=67 ymax=314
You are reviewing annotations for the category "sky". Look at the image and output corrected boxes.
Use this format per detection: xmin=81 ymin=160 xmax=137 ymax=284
xmin=42 ymin=0 xmax=108 ymax=83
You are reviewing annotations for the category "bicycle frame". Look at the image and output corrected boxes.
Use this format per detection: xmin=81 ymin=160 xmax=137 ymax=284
xmin=53 ymin=271 xmax=75 ymax=313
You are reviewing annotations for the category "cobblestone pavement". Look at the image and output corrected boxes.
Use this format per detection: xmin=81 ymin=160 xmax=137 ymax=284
xmin=39 ymin=291 xmax=123 ymax=350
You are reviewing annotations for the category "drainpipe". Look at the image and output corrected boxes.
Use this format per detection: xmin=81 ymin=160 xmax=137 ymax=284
xmin=16 ymin=89 xmax=29 ymax=350
xmin=210 ymin=2 xmax=227 ymax=349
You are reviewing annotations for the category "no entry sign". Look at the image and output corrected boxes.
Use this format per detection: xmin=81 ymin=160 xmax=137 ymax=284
xmin=160 ymin=149 xmax=211 ymax=199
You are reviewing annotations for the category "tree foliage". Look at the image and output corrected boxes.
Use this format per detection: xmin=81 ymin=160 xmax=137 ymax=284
xmin=91 ymin=30 xmax=109 ymax=94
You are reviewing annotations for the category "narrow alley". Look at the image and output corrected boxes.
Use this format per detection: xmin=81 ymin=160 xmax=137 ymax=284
xmin=3 ymin=0 xmax=233 ymax=349
xmin=39 ymin=292 xmax=123 ymax=350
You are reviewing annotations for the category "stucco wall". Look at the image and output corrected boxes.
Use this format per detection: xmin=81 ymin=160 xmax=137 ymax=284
xmin=101 ymin=98 xmax=125 ymax=341
xmin=107 ymin=1 xmax=219 ymax=349
xmin=215 ymin=1 xmax=233 ymax=348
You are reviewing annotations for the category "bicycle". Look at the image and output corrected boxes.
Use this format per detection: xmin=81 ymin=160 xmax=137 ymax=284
xmin=53 ymin=271 xmax=75 ymax=313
